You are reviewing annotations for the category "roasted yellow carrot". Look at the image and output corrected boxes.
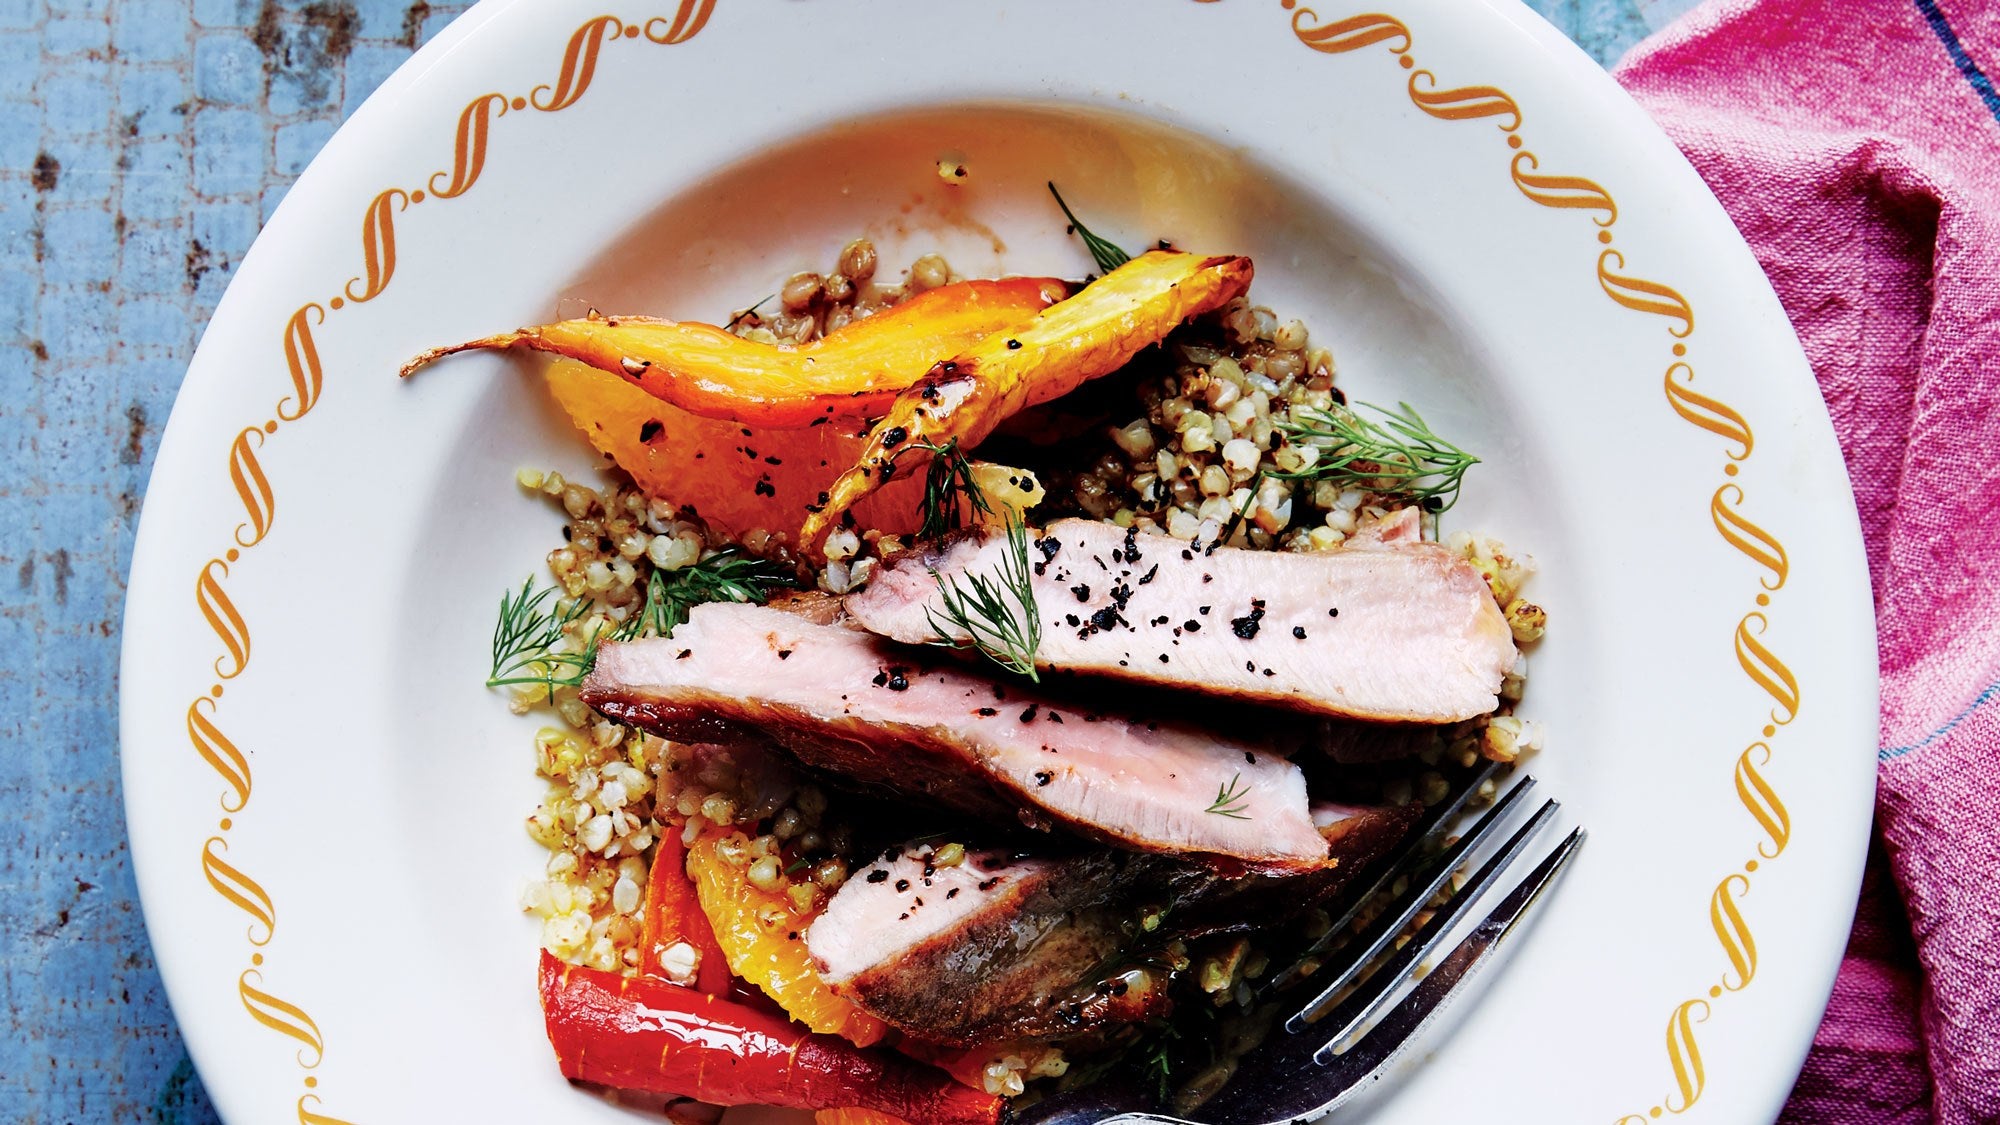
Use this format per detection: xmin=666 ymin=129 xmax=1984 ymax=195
xmin=400 ymin=277 xmax=1067 ymax=428
xmin=798 ymin=251 xmax=1252 ymax=548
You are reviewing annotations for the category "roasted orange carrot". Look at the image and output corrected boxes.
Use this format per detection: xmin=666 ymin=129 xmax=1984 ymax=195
xmin=401 ymin=277 xmax=1067 ymax=427
xmin=818 ymin=1109 xmax=918 ymax=1125
xmin=685 ymin=827 xmax=889 ymax=1047
xmin=541 ymin=359 xmax=929 ymax=537
xmin=799 ymin=251 xmax=1252 ymax=548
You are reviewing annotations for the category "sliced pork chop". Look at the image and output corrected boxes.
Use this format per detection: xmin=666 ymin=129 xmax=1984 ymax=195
xmin=844 ymin=518 xmax=1516 ymax=723
xmin=1313 ymin=800 xmax=1423 ymax=859
xmin=808 ymin=804 xmax=1416 ymax=1045
xmin=582 ymin=603 xmax=1328 ymax=872
xmin=808 ymin=845 xmax=1163 ymax=1046
xmin=1158 ymin=799 xmax=1420 ymax=938
xmin=1318 ymin=719 xmax=1435 ymax=764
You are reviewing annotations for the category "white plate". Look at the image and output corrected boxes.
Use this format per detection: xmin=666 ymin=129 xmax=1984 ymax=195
xmin=120 ymin=1 xmax=1876 ymax=1122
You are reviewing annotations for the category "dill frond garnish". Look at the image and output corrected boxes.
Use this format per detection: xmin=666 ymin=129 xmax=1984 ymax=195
xmin=1054 ymin=1016 xmax=1178 ymax=1100
xmin=924 ymin=516 xmax=1043 ymax=681
xmin=1213 ymin=469 xmax=1267 ymax=552
xmin=913 ymin=437 xmax=993 ymax=542
xmin=725 ymin=294 xmax=774 ymax=330
xmin=488 ymin=578 xmax=601 ymax=691
xmin=1047 ymin=181 xmax=1132 ymax=277
xmin=489 ymin=551 xmax=796 ymax=695
xmin=617 ymin=548 xmax=799 ymax=641
xmin=1272 ymin=400 xmax=1479 ymax=513
xmin=1205 ymin=772 xmax=1253 ymax=820
xmin=1140 ymin=1024 xmax=1181 ymax=1102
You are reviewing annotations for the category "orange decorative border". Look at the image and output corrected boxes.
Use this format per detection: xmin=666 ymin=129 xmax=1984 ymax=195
xmin=181 ymin=5 xmax=717 ymax=1120
xmin=1278 ymin=4 xmax=1797 ymax=1119
xmin=174 ymin=2 xmax=1798 ymax=1116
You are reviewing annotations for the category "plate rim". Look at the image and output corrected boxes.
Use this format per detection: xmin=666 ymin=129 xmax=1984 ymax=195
xmin=118 ymin=1 xmax=1879 ymax=1121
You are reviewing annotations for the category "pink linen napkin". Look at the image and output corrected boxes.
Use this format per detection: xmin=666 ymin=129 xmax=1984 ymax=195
xmin=1615 ymin=1 xmax=2000 ymax=1120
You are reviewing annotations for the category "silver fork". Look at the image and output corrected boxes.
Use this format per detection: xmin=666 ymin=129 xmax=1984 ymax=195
xmin=1016 ymin=763 xmax=1584 ymax=1125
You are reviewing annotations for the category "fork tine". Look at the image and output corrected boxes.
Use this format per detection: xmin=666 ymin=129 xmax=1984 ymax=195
xmin=1266 ymin=758 xmax=1506 ymax=994
xmin=1306 ymin=828 xmax=1586 ymax=1085
xmin=1187 ymin=827 xmax=1584 ymax=1125
xmin=1280 ymin=777 xmax=1541 ymax=1030
xmin=1304 ymin=797 xmax=1561 ymax=1055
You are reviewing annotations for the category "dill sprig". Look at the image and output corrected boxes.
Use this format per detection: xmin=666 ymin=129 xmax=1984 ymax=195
xmin=1048 ymin=181 xmax=1132 ymax=277
xmin=488 ymin=579 xmax=601 ymax=691
xmin=924 ymin=516 xmax=1043 ymax=681
xmin=1272 ymin=401 xmax=1479 ymax=513
xmin=1140 ymin=1024 xmax=1181 ymax=1102
xmin=912 ymin=437 xmax=993 ymax=542
xmin=1205 ymin=772 xmax=1253 ymax=820
xmin=617 ymin=548 xmax=798 ymax=640
xmin=488 ymin=551 xmax=796 ymax=695
xmin=1212 ymin=471 xmax=1267 ymax=552
xmin=725 ymin=294 xmax=774 ymax=330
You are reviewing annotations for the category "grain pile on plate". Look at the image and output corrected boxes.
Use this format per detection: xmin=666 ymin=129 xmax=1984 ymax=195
xmin=408 ymin=225 xmax=1547 ymax=1119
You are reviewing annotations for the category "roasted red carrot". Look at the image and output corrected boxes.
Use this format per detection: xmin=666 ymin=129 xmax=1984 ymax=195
xmin=540 ymin=953 xmax=1003 ymax=1125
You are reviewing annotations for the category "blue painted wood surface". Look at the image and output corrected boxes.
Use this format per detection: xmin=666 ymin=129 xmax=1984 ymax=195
xmin=0 ymin=0 xmax=1694 ymax=1119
